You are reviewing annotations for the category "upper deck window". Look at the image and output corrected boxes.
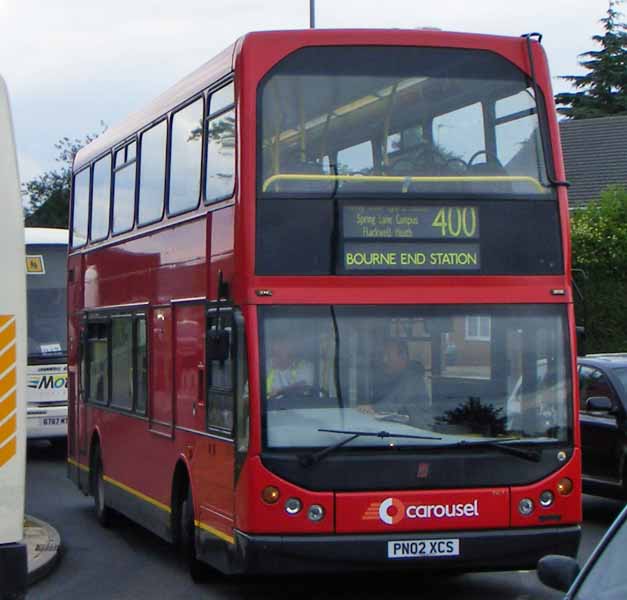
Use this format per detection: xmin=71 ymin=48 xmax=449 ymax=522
xmin=138 ymin=120 xmax=167 ymax=226
xmin=71 ymin=168 xmax=90 ymax=249
xmin=169 ymin=97 xmax=203 ymax=214
xmin=90 ymin=154 xmax=112 ymax=242
xmin=258 ymin=46 xmax=552 ymax=198
xmin=206 ymin=83 xmax=235 ymax=203
xmin=113 ymin=140 xmax=137 ymax=234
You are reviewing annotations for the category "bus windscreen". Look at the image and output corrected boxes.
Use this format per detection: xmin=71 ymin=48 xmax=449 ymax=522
xmin=26 ymin=244 xmax=67 ymax=360
xmin=260 ymin=304 xmax=571 ymax=451
xmin=259 ymin=46 xmax=552 ymax=198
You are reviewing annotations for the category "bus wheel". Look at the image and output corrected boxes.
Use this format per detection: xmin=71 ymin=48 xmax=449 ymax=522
xmin=92 ymin=447 xmax=111 ymax=527
xmin=180 ymin=484 xmax=206 ymax=582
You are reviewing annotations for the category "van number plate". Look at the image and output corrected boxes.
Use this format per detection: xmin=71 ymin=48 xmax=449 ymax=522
xmin=387 ymin=539 xmax=460 ymax=559
xmin=43 ymin=417 xmax=67 ymax=426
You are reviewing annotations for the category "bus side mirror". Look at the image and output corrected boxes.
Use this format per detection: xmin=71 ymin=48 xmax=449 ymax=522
xmin=576 ymin=326 xmax=586 ymax=356
xmin=208 ymin=329 xmax=230 ymax=362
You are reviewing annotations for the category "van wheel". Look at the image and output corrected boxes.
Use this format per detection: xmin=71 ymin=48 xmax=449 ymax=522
xmin=92 ymin=447 xmax=111 ymax=527
xmin=180 ymin=484 xmax=207 ymax=582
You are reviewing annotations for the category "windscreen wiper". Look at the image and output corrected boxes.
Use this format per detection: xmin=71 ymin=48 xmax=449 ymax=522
xmin=444 ymin=438 xmax=542 ymax=462
xmin=298 ymin=428 xmax=442 ymax=468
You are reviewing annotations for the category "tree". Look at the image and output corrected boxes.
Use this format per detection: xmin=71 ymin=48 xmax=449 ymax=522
xmin=23 ymin=126 xmax=105 ymax=228
xmin=555 ymin=0 xmax=627 ymax=119
xmin=571 ymin=186 xmax=627 ymax=352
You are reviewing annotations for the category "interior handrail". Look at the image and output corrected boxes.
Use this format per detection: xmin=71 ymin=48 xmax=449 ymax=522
xmin=262 ymin=173 xmax=545 ymax=193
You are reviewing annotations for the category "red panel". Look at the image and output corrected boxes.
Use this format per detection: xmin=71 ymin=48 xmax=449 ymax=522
xmin=173 ymin=303 xmax=206 ymax=432
xmin=236 ymin=457 xmax=334 ymax=534
xmin=150 ymin=307 xmax=173 ymax=428
xmin=336 ymin=487 xmax=509 ymax=534
xmin=195 ymin=439 xmax=235 ymax=539
xmin=510 ymin=450 xmax=582 ymax=528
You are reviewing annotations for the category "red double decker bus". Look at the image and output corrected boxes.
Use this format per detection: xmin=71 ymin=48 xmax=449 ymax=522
xmin=67 ymin=29 xmax=581 ymax=577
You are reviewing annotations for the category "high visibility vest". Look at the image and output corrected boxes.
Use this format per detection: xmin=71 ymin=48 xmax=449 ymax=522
xmin=266 ymin=362 xmax=307 ymax=394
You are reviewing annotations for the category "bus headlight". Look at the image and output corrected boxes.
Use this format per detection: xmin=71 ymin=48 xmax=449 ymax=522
xmin=539 ymin=490 xmax=554 ymax=508
xmin=307 ymin=504 xmax=325 ymax=522
xmin=285 ymin=498 xmax=302 ymax=515
xmin=518 ymin=498 xmax=534 ymax=516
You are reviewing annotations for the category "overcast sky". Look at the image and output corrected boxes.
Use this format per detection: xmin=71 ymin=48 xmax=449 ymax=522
xmin=0 ymin=0 xmax=614 ymax=183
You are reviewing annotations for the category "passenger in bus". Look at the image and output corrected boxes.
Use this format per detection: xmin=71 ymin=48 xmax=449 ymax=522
xmin=358 ymin=339 xmax=431 ymax=426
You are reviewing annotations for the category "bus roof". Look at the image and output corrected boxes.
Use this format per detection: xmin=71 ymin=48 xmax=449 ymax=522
xmin=24 ymin=227 xmax=69 ymax=246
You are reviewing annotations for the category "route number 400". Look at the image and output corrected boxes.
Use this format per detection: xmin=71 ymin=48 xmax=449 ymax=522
xmin=432 ymin=207 xmax=478 ymax=238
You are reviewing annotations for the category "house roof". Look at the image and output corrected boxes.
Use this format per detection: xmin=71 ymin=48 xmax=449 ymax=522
xmin=560 ymin=115 xmax=627 ymax=206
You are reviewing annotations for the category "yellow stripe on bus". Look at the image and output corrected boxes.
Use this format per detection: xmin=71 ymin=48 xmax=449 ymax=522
xmin=0 ymin=436 xmax=16 ymax=468
xmin=0 ymin=391 xmax=15 ymax=423
xmin=103 ymin=475 xmax=172 ymax=514
xmin=98 ymin=470 xmax=234 ymax=544
xmin=0 ymin=320 xmax=16 ymax=353
xmin=194 ymin=520 xmax=235 ymax=545
xmin=0 ymin=344 xmax=16 ymax=375
xmin=67 ymin=458 xmax=90 ymax=473
xmin=0 ymin=368 xmax=16 ymax=401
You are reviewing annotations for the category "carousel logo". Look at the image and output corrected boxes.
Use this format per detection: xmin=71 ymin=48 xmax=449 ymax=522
xmin=363 ymin=497 xmax=480 ymax=525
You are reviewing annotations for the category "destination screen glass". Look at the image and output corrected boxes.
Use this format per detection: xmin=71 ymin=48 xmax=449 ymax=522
xmin=26 ymin=244 xmax=68 ymax=359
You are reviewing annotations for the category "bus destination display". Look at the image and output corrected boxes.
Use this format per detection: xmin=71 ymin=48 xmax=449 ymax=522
xmin=342 ymin=205 xmax=480 ymax=272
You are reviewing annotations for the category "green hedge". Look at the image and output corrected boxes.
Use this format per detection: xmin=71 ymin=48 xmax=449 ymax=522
xmin=570 ymin=186 xmax=627 ymax=353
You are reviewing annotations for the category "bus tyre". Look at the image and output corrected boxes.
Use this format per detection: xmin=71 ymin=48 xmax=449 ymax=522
xmin=92 ymin=448 xmax=111 ymax=528
xmin=180 ymin=484 xmax=206 ymax=582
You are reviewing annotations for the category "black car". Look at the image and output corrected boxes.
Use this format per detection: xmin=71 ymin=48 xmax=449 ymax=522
xmin=577 ymin=354 xmax=627 ymax=499
xmin=538 ymin=502 xmax=627 ymax=598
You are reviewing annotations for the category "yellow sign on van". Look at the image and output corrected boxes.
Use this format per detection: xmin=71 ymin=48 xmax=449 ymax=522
xmin=25 ymin=255 xmax=44 ymax=274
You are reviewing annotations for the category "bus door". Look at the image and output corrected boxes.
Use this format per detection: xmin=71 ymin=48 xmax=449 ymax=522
xmin=195 ymin=305 xmax=235 ymax=538
xmin=150 ymin=306 xmax=174 ymax=436
xmin=76 ymin=322 xmax=88 ymax=455
xmin=173 ymin=302 xmax=206 ymax=435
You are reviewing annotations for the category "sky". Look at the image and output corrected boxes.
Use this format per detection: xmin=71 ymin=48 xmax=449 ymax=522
xmin=0 ymin=0 xmax=615 ymax=185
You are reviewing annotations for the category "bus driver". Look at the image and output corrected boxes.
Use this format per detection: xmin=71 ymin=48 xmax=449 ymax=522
xmin=266 ymin=335 xmax=315 ymax=398
xmin=359 ymin=339 xmax=431 ymax=426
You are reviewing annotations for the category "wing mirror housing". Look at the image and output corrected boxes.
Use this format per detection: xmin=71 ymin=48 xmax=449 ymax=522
xmin=537 ymin=554 xmax=580 ymax=592
xmin=585 ymin=396 xmax=614 ymax=413
xmin=207 ymin=329 xmax=230 ymax=362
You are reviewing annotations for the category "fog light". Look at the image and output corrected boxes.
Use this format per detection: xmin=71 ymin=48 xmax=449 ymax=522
xmin=539 ymin=490 xmax=554 ymax=508
xmin=308 ymin=504 xmax=325 ymax=522
xmin=262 ymin=486 xmax=280 ymax=504
xmin=557 ymin=477 xmax=573 ymax=496
xmin=518 ymin=498 xmax=534 ymax=516
xmin=285 ymin=498 xmax=302 ymax=515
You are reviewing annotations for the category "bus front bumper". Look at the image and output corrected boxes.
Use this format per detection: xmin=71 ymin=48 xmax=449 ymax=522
xmin=232 ymin=525 xmax=580 ymax=574
xmin=27 ymin=405 xmax=68 ymax=439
